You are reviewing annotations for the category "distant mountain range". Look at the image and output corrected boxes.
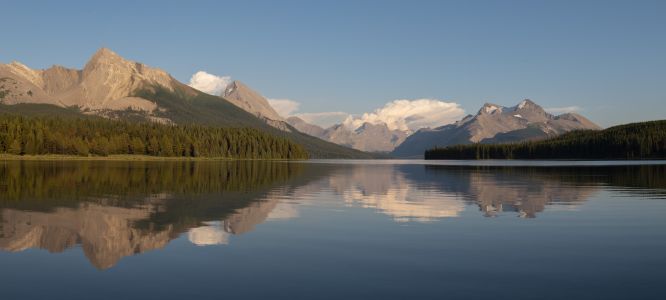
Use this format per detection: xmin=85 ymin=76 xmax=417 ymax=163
xmin=287 ymin=116 xmax=409 ymax=152
xmin=0 ymin=48 xmax=374 ymax=158
xmin=287 ymin=99 xmax=600 ymax=156
xmin=0 ymin=48 xmax=601 ymax=158
xmin=391 ymin=99 xmax=600 ymax=157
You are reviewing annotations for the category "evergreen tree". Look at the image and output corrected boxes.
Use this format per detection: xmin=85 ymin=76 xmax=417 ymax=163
xmin=8 ymin=139 xmax=21 ymax=155
xmin=0 ymin=113 xmax=308 ymax=159
xmin=425 ymin=120 xmax=666 ymax=160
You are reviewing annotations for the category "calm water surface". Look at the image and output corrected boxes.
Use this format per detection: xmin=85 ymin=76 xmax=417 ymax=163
xmin=1 ymin=160 xmax=665 ymax=299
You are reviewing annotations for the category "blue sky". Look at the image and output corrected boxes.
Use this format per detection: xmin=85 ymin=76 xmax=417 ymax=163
xmin=1 ymin=0 xmax=664 ymax=127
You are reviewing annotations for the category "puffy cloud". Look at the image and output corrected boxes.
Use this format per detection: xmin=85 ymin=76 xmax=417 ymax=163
xmin=186 ymin=73 xmax=466 ymax=132
xmin=294 ymin=112 xmax=351 ymax=128
xmin=267 ymin=98 xmax=301 ymax=118
xmin=342 ymin=99 xmax=465 ymax=132
xmin=188 ymin=71 xmax=232 ymax=95
xmin=546 ymin=106 xmax=581 ymax=114
xmin=188 ymin=222 xmax=229 ymax=246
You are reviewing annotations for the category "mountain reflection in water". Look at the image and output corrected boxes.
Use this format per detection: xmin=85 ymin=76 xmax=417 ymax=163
xmin=0 ymin=160 xmax=664 ymax=269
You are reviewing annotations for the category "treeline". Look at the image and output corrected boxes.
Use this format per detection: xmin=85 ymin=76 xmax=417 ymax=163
xmin=0 ymin=114 xmax=308 ymax=159
xmin=425 ymin=120 xmax=666 ymax=160
xmin=0 ymin=160 xmax=303 ymax=208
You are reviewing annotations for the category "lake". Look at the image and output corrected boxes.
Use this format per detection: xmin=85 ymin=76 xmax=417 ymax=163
xmin=1 ymin=160 xmax=665 ymax=299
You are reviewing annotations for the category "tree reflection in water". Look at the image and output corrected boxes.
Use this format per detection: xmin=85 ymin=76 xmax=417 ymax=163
xmin=0 ymin=160 xmax=664 ymax=269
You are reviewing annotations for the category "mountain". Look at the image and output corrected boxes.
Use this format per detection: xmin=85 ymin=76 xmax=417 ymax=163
xmin=222 ymin=80 xmax=293 ymax=131
xmin=321 ymin=122 xmax=409 ymax=152
xmin=392 ymin=99 xmax=600 ymax=158
xmin=425 ymin=119 xmax=666 ymax=160
xmin=286 ymin=117 xmax=409 ymax=152
xmin=0 ymin=48 xmax=374 ymax=158
xmin=223 ymin=81 xmax=283 ymax=121
xmin=286 ymin=116 xmax=326 ymax=137
xmin=0 ymin=48 xmax=177 ymax=122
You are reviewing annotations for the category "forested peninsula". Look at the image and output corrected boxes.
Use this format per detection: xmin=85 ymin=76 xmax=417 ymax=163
xmin=425 ymin=120 xmax=666 ymax=160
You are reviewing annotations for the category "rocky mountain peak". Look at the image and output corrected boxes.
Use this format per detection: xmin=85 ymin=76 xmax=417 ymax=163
xmin=224 ymin=80 xmax=244 ymax=95
xmin=516 ymin=99 xmax=536 ymax=109
xmin=513 ymin=99 xmax=545 ymax=113
xmin=355 ymin=122 xmax=388 ymax=134
xmin=78 ymin=48 xmax=175 ymax=105
xmin=8 ymin=61 xmax=32 ymax=71
xmin=392 ymin=99 xmax=601 ymax=158
xmin=84 ymin=48 xmax=132 ymax=74
xmin=223 ymin=80 xmax=283 ymax=121
xmin=83 ymin=48 xmax=172 ymax=85
xmin=0 ymin=48 xmax=175 ymax=112
xmin=479 ymin=103 xmax=502 ymax=115
xmin=5 ymin=61 xmax=43 ymax=87
xmin=89 ymin=47 xmax=121 ymax=61
xmin=509 ymin=99 xmax=549 ymax=122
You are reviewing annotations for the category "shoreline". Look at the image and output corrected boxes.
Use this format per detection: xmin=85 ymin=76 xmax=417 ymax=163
xmin=0 ymin=154 xmax=305 ymax=161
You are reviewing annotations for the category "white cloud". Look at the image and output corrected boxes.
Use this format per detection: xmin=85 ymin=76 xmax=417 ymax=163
xmin=545 ymin=106 xmax=581 ymax=114
xmin=342 ymin=99 xmax=465 ymax=132
xmin=294 ymin=112 xmax=351 ymax=128
xmin=267 ymin=98 xmax=301 ymax=118
xmin=186 ymin=73 xmax=465 ymax=132
xmin=188 ymin=222 xmax=229 ymax=246
xmin=188 ymin=71 xmax=232 ymax=95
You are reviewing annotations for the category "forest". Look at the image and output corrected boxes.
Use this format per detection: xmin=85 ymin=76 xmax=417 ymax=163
xmin=0 ymin=114 xmax=308 ymax=159
xmin=425 ymin=120 xmax=666 ymax=160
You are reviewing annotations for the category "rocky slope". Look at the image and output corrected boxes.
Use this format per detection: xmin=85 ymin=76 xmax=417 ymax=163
xmin=392 ymin=99 xmax=600 ymax=158
xmin=0 ymin=48 xmax=374 ymax=158
xmin=223 ymin=81 xmax=282 ymax=121
xmin=321 ymin=122 xmax=409 ymax=152
xmin=287 ymin=117 xmax=409 ymax=152
xmin=0 ymin=48 xmax=176 ymax=121
xmin=221 ymin=80 xmax=291 ymax=131
xmin=287 ymin=116 xmax=326 ymax=137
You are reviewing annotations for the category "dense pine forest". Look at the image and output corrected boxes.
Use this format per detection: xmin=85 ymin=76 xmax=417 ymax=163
xmin=425 ymin=120 xmax=666 ymax=160
xmin=0 ymin=114 xmax=308 ymax=159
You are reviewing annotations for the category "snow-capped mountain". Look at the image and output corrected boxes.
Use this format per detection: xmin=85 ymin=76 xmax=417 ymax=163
xmin=391 ymin=99 xmax=601 ymax=158
xmin=286 ymin=117 xmax=409 ymax=152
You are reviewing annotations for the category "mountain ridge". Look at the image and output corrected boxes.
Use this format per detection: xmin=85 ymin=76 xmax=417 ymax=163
xmin=391 ymin=99 xmax=600 ymax=158
xmin=286 ymin=117 xmax=409 ymax=152
xmin=0 ymin=48 xmax=375 ymax=158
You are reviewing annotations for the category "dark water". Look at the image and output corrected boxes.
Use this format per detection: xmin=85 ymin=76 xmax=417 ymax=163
xmin=1 ymin=160 xmax=665 ymax=299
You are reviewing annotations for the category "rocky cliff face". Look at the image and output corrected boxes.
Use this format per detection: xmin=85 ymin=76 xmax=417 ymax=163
xmin=322 ymin=122 xmax=408 ymax=152
xmin=286 ymin=117 xmax=408 ymax=152
xmin=286 ymin=116 xmax=326 ymax=137
xmin=0 ymin=48 xmax=296 ymax=130
xmin=392 ymin=99 xmax=601 ymax=158
xmin=223 ymin=81 xmax=283 ymax=121
xmin=287 ymin=99 xmax=597 ymax=154
xmin=0 ymin=48 xmax=177 ymax=116
xmin=221 ymin=80 xmax=293 ymax=131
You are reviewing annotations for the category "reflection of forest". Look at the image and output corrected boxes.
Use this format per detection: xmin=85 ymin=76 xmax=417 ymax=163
xmin=0 ymin=160 xmax=304 ymax=269
xmin=0 ymin=161 xmax=664 ymax=269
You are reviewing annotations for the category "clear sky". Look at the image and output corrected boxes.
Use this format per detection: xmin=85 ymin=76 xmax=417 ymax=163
xmin=1 ymin=0 xmax=665 ymax=127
